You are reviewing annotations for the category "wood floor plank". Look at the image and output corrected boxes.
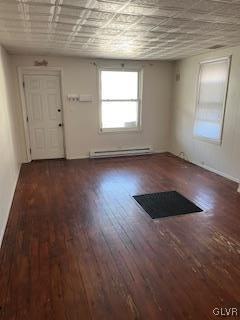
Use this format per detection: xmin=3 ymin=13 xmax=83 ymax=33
xmin=0 ymin=153 xmax=240 ymax=319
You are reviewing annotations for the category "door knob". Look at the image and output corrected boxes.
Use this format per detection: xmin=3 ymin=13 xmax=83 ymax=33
xmin=58 ymin=109 xmax=61 ymax=112
xmin=59 ymin=123 xmax=62 ymax=127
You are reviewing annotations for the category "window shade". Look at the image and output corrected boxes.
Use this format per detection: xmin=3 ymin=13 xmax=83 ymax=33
xmin=193 ymin=57 xmax=230 ymax=143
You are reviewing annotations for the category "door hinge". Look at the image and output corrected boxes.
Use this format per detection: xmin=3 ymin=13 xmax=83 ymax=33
xmin=29 ymin=148 xmax=32 ymax=154
xmin=26 ymin=116 xmax=29 ymax=122
xmin=23 ymin=81 xmax=25 ymax=88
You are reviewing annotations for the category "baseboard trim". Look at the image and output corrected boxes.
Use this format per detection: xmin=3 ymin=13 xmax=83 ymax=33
xmin=66 ymin=155 xmax=89 ymax=160
xmin=66 ymin=150 xmax=167 ymax=160
xmin=196 ymin=162 xmax=239 ymax=183
xmin=170 ymin=152 xmax=239 ymax=184
xmin=153 ymin=150 xmax=168 ymax=154
xmin=0 ymin=165 xmax=21 ymax=248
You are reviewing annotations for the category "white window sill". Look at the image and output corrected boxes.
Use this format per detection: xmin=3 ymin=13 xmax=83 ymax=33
xmin=99 ymin=127 xmax=142 ymax=134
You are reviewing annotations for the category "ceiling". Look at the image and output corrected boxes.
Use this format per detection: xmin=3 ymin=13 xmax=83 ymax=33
xmin=0 ymin=0 xmax=240 ymax=60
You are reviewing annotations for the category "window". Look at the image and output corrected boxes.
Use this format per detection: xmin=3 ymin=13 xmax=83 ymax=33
xmin=99 ymin=69 xmax=142 ymax=132
xmin=193 ymin=57 xmax=231 ymax=144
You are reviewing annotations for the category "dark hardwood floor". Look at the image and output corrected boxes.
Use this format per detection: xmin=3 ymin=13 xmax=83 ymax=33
xmin=0 ymin=153 xmax=240 ymax=320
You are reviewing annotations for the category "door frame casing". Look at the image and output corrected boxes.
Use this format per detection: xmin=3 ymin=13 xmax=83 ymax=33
xmin=18 ymin=67 xmax=66 ymax=162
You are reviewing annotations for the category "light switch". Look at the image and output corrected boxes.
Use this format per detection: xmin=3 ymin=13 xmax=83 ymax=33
xmin=79 ymin=95 xmax=92 ymax=102
xmin=67 ymin=94 xmax=93 ymax=103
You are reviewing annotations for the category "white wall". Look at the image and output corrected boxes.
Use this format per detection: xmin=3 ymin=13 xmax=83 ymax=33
xmin=170 ymin=46 xmax=240 ymax=182
xmin=0 ymin=46 xmax=22 ymax=246
xmin=10 ymin=55 xmax=173 ymax=160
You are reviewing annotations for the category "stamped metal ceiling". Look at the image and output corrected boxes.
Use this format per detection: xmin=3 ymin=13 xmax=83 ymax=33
xmin=0 ymin=0 xmax=240 ymax=60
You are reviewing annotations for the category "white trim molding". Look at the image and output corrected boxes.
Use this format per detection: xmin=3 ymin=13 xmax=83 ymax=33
xmin=98 ymin=66 xmax=143 ymax=133
xmin=172 ymin=152 xmax=240 ymax=184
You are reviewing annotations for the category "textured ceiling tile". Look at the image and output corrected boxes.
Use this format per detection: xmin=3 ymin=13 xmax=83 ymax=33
xmin=1 ymin=20 xmax=25 ymax=29
xmin=114 ymin=13 xmax=139 ymax=24
xmin=55 ymin=22 xmax=75 ymax=31
xmin=214 ymin=2 xmax=240 ymax=16
xmin=61 ymin=0 xmax=91 ymax=7
xmin=121 ymin=5 xmax=158 ymax=16
xmin=93 ymin=1 xmax=126 ymax=13
xmin=140 ymin=16 xmax=167 ymax=25
xmin=84 ymin=19 xmax=105 ymax=27
xmin=56 ymin=15 xmax=79 ymax=24
xmin=1 ymin=0 xmax=240 ymax=59
xmin=52 ymin=33 xmax=69 ymax=41
xmin=27 ymin=4 xmax=53 ymax=14
xmin=0 ymin=2 xmax=19 ymax=11
xmin=24 ymin=0 xmax=55 ymax=3
xmin=95 ymin=28 xmax=120 ymax=36
xmin=58 ymin=5 xmax=85 ymax=16
xmin=88 ymin=10 xmax=112 ymax=20
xmin=190 ymin=0 xmax=221 ymax=13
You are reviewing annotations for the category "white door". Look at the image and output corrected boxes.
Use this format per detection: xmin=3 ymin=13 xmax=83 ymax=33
xmin=24 ymin=74 xmax=65 ymax=160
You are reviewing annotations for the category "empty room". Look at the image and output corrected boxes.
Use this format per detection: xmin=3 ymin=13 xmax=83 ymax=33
xmin=0 ymin=0 xmax=240 ymax=319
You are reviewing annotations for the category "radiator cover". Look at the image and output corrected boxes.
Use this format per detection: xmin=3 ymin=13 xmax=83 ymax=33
xmin=89 ymin=146 xmax=153 ymax=158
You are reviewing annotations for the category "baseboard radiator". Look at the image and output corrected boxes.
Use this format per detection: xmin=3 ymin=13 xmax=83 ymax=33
xmin=90 ymin=146 xmax=153 ymax=158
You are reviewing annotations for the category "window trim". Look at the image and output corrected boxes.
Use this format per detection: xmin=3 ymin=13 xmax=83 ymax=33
xmin=98 ymin=67 xmax=143 ymax=133
xmin=193 ymin=56 xmax=231 ymax=145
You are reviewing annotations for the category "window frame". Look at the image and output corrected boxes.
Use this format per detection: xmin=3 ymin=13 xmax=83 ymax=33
xmin=98 ymin=67 xmax=143 ymax=133
xmin=193 ymin=56 xmax=231 ymax=145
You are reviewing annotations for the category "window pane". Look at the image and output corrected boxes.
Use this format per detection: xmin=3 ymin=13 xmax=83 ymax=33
xmin=102 ymin=101 xmax=138 ymax=129
xmin=194 ymin=120 xmax=221 ymax=140
xmin=101 ymin=71 xmax=138 ymax=100
xmin=194 ymin=58 xmax=230 ymax=143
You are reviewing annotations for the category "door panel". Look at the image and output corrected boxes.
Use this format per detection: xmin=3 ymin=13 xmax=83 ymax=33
xmin=24 ymin=74 xmax=64 ymax=160
xmin=46 ymin=78 xmax=58 ymax=89
xmin=34 ymin=128 xmax=45 ymax=150
xmin=29 ymin=79 xmax=41 ymax=90
xmin=31 ymin=94 xmax=43 ymax=121
xmin=47 ymin=95 xmax=58 ymax=120
xmin=48 ymin=128 xmax=60 ymax=148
